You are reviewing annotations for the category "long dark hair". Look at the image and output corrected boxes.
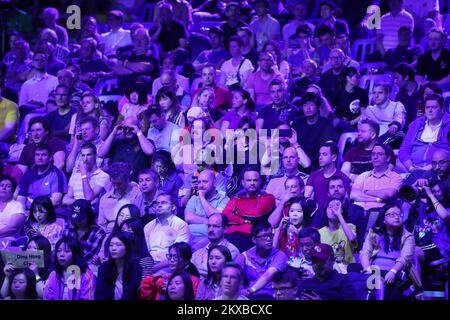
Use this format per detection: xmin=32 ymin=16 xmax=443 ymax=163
xmin=118 ymin=217 xmax=150 ymax=259
xmin=231 ymin=87 xmax=255 ymax=112
xmin=29 ymin=196 xmax=57 ymax=224
xmin=26 ymin=235 xmax=52 ymax=280
xmin=113 ymin=203 xmax=142 ymax=233
xmin=102 ymin=232 xmax=138 ymax=285
xmin=205 ymin=245 xmax=232 ymax=286
xmin=156 ymin=86 xmax=181 ymax=119
xmin=379 ymin=203 xmax=404 ymax=253
xmin=165 ymin=271 xmax=195 ymax=300
xmin=283 ymin=198 xmax=311 ymax=239
xmin=339 ymin=67 xmax=359 ymax=90
xmin=9 ymin=269 xmax=37 ymax=300
xmin=54 ymin=235 xmax=88 ymax=281
xmin=323 ymin=198 xmax=349 ymax=227
xmin=168 ymin=242 xmax=199 ymax=278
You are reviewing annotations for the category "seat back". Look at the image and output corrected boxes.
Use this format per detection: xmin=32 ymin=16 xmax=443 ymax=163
xmin=337 ymin=132 xmax=358 ymax=169
xmin=95 ymin=78 xmax=119 ymax=96
xmin=351 ymin=39 xmax=376 ymax=62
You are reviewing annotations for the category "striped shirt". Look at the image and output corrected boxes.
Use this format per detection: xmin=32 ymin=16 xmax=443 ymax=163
xmin=378 ymin=10 xmax=414 ymax=51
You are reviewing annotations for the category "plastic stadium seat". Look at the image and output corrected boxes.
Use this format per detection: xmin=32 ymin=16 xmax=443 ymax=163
xmin=351 ymin=39 xmax=376 ymax=62
xmin=337 ymin=132 xmax=358 ymax=168
xmin=95 ymin=78 xmax=119 ymax=95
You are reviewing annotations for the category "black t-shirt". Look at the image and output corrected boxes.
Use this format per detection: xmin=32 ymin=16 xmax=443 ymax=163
xmin=332 ymin=86 xmax=369 ymax=121
xmin=110 ymin=138 xmax=153 ymax=181
xmin=243 ymin=48 xmax=259 ymax=69
xmin=417 ymin=48 xmax=450 ymax=81
xmin=395 ymin=86 xmax=421 ymax=126
xmin=318 ymin=69 xmax=344 ymax=102
xmin=221 ymin=20 xmax=247 ymax=49
xmin=157 ymin=19 xmax=186 ymax=53
xmin=117 ymin=50 xmax=160 ymax=94
xmin=45 ymin=107 xmax=78 ymax=142
xmin=78 ymin=58 xmax=111 ymax=88
xmin=291 ymin=116 xmax=338 ymax=169
xmin=257 ymin=103 xmax=299 ymax=132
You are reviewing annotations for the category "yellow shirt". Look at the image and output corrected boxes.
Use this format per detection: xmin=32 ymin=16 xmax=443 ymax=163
xmin=0 ymin=97 xmax=18 ymax=142
xmin=319 ymin=224 xmax=357 ymax=264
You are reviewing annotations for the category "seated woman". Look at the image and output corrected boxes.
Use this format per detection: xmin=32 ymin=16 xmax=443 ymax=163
xmin=140 ymin=242 xmax=200 ymax=300
xmin=23 ymin=196 xmax=65 ymax=251
xmin=44 ymin=235 xmax=96 ymax=300
xmin=115 ymin=212 xmax=155 ymax=279
xmin=95 ymin=232 xmax=142 ymax=300
xmin=152 ymin=150 xmax=184 ymax=202
xmin=196 ymin=245 xmax=233 ymax=300
xmin=156 ymin=86 xmax=187 ymax=128
xmin=319 ymin=198 xmax=358 ymax=273
xmin=0 ymin=268 xmax=37 ymax=300
xmin=360 ymin=203 xmax=417 ymax=300
xmin=0 ymin=175 xmax=26 ymax=248
xmin=164 ymin=271 xmax=195 ymax=301
xmin=220 ymin=88 xmax=256 ymax=133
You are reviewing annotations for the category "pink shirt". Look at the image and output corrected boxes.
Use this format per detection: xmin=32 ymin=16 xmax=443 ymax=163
xmin=352 ymin=169 xmax=403 ymax=210
xmin=246 ymin=70 xmax=284 ymax=106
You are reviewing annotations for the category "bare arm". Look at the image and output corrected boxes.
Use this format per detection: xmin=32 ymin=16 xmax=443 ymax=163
xmin=250 ymin=267 xmax=280 ymax=293
xmin=62 ymin=186 xmax=75 ymax=206
xmin=50 ymin=192 xmax=63 ymax=207
xmin=53 ymin=151 xmax=66 ymax=172
xmin=0 ymin=214 xmax=26 ymax=238
xmin=184 ymin=209 xmax=209 ymax=225
xmin=98 ymin=125 xmax=119 ymax=158
xmin=0 ymin=122 xmax=16 ymax=141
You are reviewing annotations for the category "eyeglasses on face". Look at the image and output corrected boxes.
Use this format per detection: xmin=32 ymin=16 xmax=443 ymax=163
xmin=166 ymin=254 xmax=179 ymax=261
xmin=255 ymin=232 xmax=274 ymax=239
xmin=385 ymin=212 xmax=403 ymax=218
xmin=273 ymin=285 xmax=296 ymax=292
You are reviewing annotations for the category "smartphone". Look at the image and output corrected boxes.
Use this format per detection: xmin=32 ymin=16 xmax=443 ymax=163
xmin=279 ymin=129 xmax=292 ymax=138
xmin=303 ymin=289 xmax=314 ymax=295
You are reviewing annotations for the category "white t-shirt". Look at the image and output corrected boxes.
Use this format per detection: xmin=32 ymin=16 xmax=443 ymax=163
xmin=0 ymin=200 xmax=26 ymax=244
xmin=68 ymin=169 xmax=110 ymax=200
xmin=220 ymin=58 xmax=254 ymax=88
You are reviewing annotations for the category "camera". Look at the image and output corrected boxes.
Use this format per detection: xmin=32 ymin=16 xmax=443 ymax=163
xmin=76 ymin=133 xmax=83 ymax=140
xmin=279 ymin=129 xmax=292 ymax=138
xmin=118 ymin=125 xmax=133 ymax=133
xmin=399 ymin=184 xmax=427 ymax=202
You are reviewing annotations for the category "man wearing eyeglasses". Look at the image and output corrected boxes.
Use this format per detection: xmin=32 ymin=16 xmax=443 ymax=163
xmin=236 ymin=220 xmax=287 ymax=300
xmin=272 ymin=268 xmax=299 ymax=300
xmin=318 ymin=48 xmax=346 ymax=102
xmin=351 ymin=143 xmax=403 ymax=211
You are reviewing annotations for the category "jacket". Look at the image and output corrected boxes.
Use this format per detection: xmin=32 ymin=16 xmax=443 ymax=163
xmin=43 ymin=268 xmax=96 ymax=300
xmin=399 ymin=113 xmax=450 ymax=167
xmin=94 ymin=260 xmax=142 ymax=300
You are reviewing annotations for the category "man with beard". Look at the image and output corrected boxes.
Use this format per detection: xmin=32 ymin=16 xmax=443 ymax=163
xmin=185 ymin=170 xmax=229 ymax=249
xmin=222 ymin=166 xmax=276 ymax=251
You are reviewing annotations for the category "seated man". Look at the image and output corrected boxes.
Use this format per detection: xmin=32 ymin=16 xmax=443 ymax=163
xmin=191 ymin=213 xmax=240 ymax=278
xmin=63 ymin=143 xmax=110 ymax=207
xmin=134 ymin=168 xmax=161 ymax=225
xmin=236 ymin=220 xmax=288 ymax=300
xmin=185 ymin=169 xmax=229 ymax=249
xmin=384 ymin=27 xmax=422 ymax=69
xmin=99 ymin=10 xmax=132 ymax=58
xmin=265 ymin=146 xmax=310 ymax=205
xmin=341 ymin=119 xmax=396 ymax=182
xmin=143 ymin=193 xmax=190 ymax=272
xmin=361 ymin=81 xmax=406 ymax=136
xmin=272 ymin=268 xmax=300 ymax=300
xmin=98 ymin=162 xmax=141 ymax=233
xmin=17 ymin=144 xmax=67 ymax=209
xmin=18 ymin=51 xmax=58 ymax=113
xmin=14 ymin=116 xmax=66 ymax=176
xmin=45 ymin=84 xmax=77 ymax=142
xmin=152 ymin=52 xmax=190 ymax=95
xmin=193 ymin=27 xmax=228 ymax=72
xmin=298 ymin=243 xmax=357 ymax=300
xmin=145 ymin=106 xmax=180 ymax=153
xmin=214 ymin=262 xmax=249 ymax=300
xmin=351 ymin=144 xmax=403 ymax=211
xmin=76 ymin=37 xmax=111 ymax=89
xmin=399 ymin=93 xmax=450 ymax=174
xmin=98 ymin=116 xmax=155 ymax=181
xmin=304 ymin=142 xmax=351 ymax=209
xmin=66 ymin=116 xmax=105 ymax=174
xmin=291 ymin=92 xmax=338 ymax=169
xmin=222 ymin=165 xmax=276 ymax=251
xmin=409 ymin=148 xmax=450 ymax=187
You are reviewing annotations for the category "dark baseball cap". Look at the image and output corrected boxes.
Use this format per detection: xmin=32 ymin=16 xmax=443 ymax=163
xmin=71 ymin=199 xmax=94 ymax=222
xmin=108 ymin=10 xmax=124 ymax=19
xmin=310 ymin=243 xmax=334 ymax=262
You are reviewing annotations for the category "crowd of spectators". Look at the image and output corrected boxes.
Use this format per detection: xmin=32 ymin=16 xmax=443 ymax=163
xmin=0 ymin=0 xmax=449 ymax=301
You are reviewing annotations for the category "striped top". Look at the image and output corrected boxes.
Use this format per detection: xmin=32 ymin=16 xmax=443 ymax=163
xmin=378 ymin=10 xmax=414 ymax=51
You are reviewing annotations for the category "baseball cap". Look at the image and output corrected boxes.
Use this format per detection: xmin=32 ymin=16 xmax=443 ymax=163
xmin=187 ymin=106 xmax=207 ymax=120
xmin=108 ymin=10 xmax=124 ymax=19
xmin=310 ymin=243 xmax=334 ymax=262
xmin=71 ymin=199 xmax=94 ymax=222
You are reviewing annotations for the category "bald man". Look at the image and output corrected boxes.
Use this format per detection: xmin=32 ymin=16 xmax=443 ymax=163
xmin=98 ymin=116 xmax=155 ymax=180
xmin=185 ymin=169 xmax=230 ymax=250
xmin=411 ymin=148 xmax=450 ymax=187
xmin=319 ymin=48 xmax=347 ymax=101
